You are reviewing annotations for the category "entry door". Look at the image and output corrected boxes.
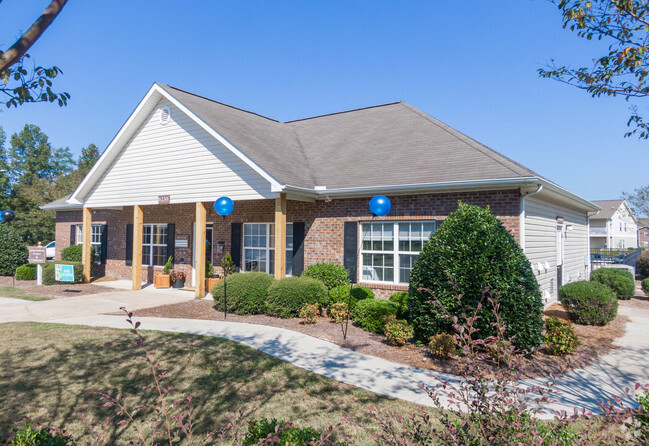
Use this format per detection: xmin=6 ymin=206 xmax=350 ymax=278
xmin=191 ymin=222 xmax=213 ymax=287
xmin=556 ymin=225 xmax=564 ymax=290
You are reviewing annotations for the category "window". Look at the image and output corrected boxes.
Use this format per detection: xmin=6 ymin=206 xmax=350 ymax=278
xmin=624 ymin=223 xmax=627 ymax=232
xmin=142 ymin=224 xmax=168 ymax=267
xmin=361 ymin=221 xmax=436 ymax=284
xmin=644 ymin=231 xmax=649 ymax=237
xmin=644 ymin=241 xmax=649 ymax=247
xmin=243 ymin=223 xmax=293 ymax=274
xmin=76 ymin=224 xmax=103 ymax=262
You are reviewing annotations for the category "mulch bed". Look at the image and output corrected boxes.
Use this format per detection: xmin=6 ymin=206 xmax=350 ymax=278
xmin=0 ymin=276 xmax=125 ymax=299
xmin=132 ymin=284 xmax=645 ymax=379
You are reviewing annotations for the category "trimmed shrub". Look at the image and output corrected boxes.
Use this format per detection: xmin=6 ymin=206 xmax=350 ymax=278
xmin=389 ymin=291 xmax=409 ymax=319
xmin=544 ymin=317 xmax=580 ymax=356
xmin=559 ymin=280 xmax=618 ymax=325
xmin=15 ymin=263 xmax=37 ymax=281
xmin=243 ymin=418 xmax=320 ymax=446
xmin=163 ymin=255 xmax=173 ymax=275
xmin=212 ymin=272 xmax=274 ymax=315
xmin=408 ymin=202 xmax=543 ymax=350
xmin=637 ymin=253 xmax=649 ymax=278
xmin=590 ymin=268 xmax=635 ymax=300
xmin=265 ymin=276 xmax=327 ymax=318
xmin=60 ymin=244 xmax=96 ymax=263
xmin=0 ymin=224 xmax=28 ymax=276
xmin=352 ymin=299 xmax=398 ymax=333
xmin=299 ymin=304 xmax=319 ymax=324
xmin=384 ymin=315 xmax=414 ymax=346
xmin=328 ymin=285 xmax=374 ymax=310
xmin=302 ymin=262 xmax=350 ymax=290
xmin=42 ymin=261 xmax=84 ymax=285
xmin=351 ymin=286 xmax=374 ymax=300
xmin=329 ymin=302 xmax=348 ymax=324
xmin=428 ymin=333 xmax=456 ymax=359
xmin=642 ymin=277 xmax=649 ymax=295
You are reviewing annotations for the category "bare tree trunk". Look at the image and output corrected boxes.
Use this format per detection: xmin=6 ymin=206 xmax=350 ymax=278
xmin=0 ymin=0 xmax=68 ymax=72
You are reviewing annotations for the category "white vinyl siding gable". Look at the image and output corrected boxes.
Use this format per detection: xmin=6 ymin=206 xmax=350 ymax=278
xmin=84 ymin=99 xmax=276 ymax=207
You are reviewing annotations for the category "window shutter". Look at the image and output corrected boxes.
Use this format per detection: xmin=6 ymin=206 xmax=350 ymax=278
xmin=125 ymin=224 xmax=133 ymax=266
xmin=166 ymin=223 xmax=175 ymax=266
xmin=100 ymin=224 xmax=108 ymax=264
xmin=231 ymin=223 xmax=242 ymax=271
xmin=70 ymin=224 xmax=76 ymax=246
xmin=292 ymin=222 xmax=305 ymax=276
xmin=344 ymin=221 xmax=358 ymax=283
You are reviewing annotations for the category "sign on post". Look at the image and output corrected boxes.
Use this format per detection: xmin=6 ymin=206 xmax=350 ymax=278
xmin=55 ymin=264 xmax=75 ymax=282
xmin=28 ymin=248 xmax=46 ymax=264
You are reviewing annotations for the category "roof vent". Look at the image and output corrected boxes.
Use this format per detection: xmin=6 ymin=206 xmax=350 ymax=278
xmin=159 ymin=106 xmax=171 ymax=125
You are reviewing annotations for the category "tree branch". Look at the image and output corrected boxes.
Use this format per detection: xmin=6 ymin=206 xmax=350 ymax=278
xmin=0 ymin=0 xmax=68 ymax=72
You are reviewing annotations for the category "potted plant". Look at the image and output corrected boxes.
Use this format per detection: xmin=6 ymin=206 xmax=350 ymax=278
xmin=170 ymin=270 xmax=186 ymax=289
xmin=154 ymin=256 xmax=173 ymax=288
xmin=205 ymin=260 xmax=221 ymax=295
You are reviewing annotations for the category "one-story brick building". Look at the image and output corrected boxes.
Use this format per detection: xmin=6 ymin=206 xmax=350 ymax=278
xmin=43 ymin=83 xmax=598 ymax=304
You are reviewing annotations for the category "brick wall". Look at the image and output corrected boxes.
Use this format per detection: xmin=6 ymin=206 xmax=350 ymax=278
xmin=55 ymin=189 xmax=521 ymax=296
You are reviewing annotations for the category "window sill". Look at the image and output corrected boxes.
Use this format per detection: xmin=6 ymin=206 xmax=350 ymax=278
xmin=357 ymin=282 xmax=409 ymax=291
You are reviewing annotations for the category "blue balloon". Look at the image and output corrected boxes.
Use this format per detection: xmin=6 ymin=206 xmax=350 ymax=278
xmin=369 ymin=195 xmax=391 ymax=217
xmin=0 ymin=210 xmax=14 ymax=223
xmin=214 ymin=197 xmax=234 ymax=216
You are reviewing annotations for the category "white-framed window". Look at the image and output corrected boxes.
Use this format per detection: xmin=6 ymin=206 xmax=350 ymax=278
xmin=644 ymin=241 xmax=649 ymax=247
xmin=360 ymin=221 xmax=436 ymax=285
xmin=76 ymin=224 xmax=103 ymax=262
xmin=142 ymin=224 xmax=168 ymax=267
xmin=644 ymin=231 xmax=649 ymax=237
xmin=243 ymin=223 xmax=293 ymax=275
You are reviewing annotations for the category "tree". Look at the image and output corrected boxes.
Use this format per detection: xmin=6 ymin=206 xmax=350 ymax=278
xmin=539 ymin=0 xmax=649 ymax=138
xmin=623 ymin=184 xmax=649 ymax=216
xmin=0 ymin=0 xmax=69 ymax=108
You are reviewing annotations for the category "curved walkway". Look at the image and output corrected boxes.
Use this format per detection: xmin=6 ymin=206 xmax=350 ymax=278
xmin=1 ymin=286 xmax=648 ymax=418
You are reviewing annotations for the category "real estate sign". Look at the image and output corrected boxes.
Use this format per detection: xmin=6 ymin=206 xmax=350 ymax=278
xmin=55 ymin=264 xmax=75 ymax=282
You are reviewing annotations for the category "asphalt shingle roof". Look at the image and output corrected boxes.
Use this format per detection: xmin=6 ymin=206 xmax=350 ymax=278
xmin=590 ymin=200 xmax=625 ymax=219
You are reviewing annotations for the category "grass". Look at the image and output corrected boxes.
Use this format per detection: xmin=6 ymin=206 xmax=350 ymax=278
xmin=0 ymin=286 xmax=48 ymax=301
xmin=0 ymin=322 xmax=427 ymax=445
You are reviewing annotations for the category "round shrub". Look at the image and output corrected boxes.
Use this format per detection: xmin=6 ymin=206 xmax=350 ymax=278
xmin=642 ymin=277 xmax=649 ymax=295
xmin=42 ymin=261 xmax=84 ymax=285
xmin=559 ymin=280 xmax=618 ymax=326
xmin=544 ymin=317 xmax=580 ymax=356
xmin=352 ymin=299 xmax=398 ymax=333
xmin=408 ymin=202 xmax=544 ymax=350
xmin=302 ymin=262 xmax=350 ymax=290
xmin=243 ymin=418 xmax=319 ymax=446
xmin=265 ymin=276 xmax=327 ymax=318
xmin=384 ymin=315 xmax=414 ymax=346
xmin=328 ymin=285 xmax=374 ymax=310
xmin=590 ymin=268 xmax=635 ymax=300
xmin=389 ymin=291 xmax=409 ymax=319
xmin=15 ymin=263 xmax=37 ymax=281
xmin=428 ymin=333 xmax=456 ymax=359
xmin=61 ymin=244 xmax=96 ymax=262
xmin=212 ymin=272 xmax=274 ymax=315
xmin=637 ymin=253 xmax=649 ymax=278
xmin=0 ymin=224 xmax=28 ymax=276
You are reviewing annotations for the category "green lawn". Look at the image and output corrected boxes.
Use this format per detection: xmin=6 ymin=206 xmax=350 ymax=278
xmin=0 ymin=286 xmax=48 ymax=301
xmin=0 ymin=322 xmax=425 ymax=445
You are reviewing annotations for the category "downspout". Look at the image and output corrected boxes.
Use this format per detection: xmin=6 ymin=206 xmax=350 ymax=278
xmin=520 ymin=184 xmax=543 ymax=254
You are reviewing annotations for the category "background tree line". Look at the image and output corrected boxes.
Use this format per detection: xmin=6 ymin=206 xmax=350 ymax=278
xmin=0 ymin=124 xmax=99 ymax=245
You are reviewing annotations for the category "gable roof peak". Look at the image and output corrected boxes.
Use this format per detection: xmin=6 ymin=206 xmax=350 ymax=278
xmin=285 ymin=101 xmax=405 ymax=123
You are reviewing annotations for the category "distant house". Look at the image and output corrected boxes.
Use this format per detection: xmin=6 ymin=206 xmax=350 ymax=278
xmin=638 ymin=218 xmax=649 ymax=248
xmin=42 ymin=83 xmax=598 ymax=305
xmin=589 ymin=200 xmax=638 ymax=250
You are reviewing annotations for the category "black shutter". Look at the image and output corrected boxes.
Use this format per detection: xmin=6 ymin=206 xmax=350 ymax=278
xmin=125 ymin=224 xmax=133 ymax=266
xmin=100 ymin=224 xmax=108 ymax=263
xmin=344 ymin=221 xmax=358 ymax=283
xmin=231 ymin=223 xmax=242 ymax=271
xmin=166 ymin=223 xmax=175 ymax=266
xmin=292 ymin=222 xmax=305 ymax=276
xmin=70 ymin=224 xmax=76 ymax=245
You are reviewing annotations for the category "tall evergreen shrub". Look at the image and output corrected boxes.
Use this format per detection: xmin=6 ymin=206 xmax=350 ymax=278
xmin=408 ymin=202 xmax=544 ymax=350
xmin=0 ymin=224 xmax=28 ymax=276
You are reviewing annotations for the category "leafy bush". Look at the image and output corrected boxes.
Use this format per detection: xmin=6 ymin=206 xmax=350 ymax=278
xmin=15 ymin=263 xmax=37 ymax=281
xmin=265 ymin=276 xmax=327 ymax=318
xmin=42 ymin=261 xmax=83 ymax=285
xmin=544 ymin=317 xmax=581 ymax=356
xmin=352 ymin=299 xmax=398 ymax=333
xmin=408 ymin=202 xmax=543 ymax=350
xmin=637 ymin=253 xmax=649 ymax=278
xmin=7 ymin=422 xmax=72 ymax=446
xmin=389 ymin=291 xmax=409 ymax=319
xmin=328 ymin=285 xmax=374 ymax=310
xmin=163 ymin=255 xmax=173 ymax=275
xmin=329 ymin=302 xmax=348 ymax=324
xmin=559 ymin=280 xmax=618 ymax=325
xmin=590 ymin=267 xmax=635 ymax=300
xmin=643 ymin=277 xmax=649 ymax=295
xmin=299 ymin=304 xmax=319 ymax=324
xmin=0 ymin=224 xmax=28 ymax=276
xmin=212 ymin=272 xmax=274 ymax=315
xmin=243 ymin=418 xmax=320 ymax=446
xmin=383 ymin=315 xmax=414 ymax=346
xmin=302 ymin=262 xmax=350 ymax=290
xmin=61 ymin=244 xmax=96 ymax=262
xmin=428 ymin=333 xmax=456 ymax=359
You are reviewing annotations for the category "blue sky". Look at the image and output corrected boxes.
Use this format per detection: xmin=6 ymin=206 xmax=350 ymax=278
xmin=0 ymin=0 xmax=644 ymax=202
